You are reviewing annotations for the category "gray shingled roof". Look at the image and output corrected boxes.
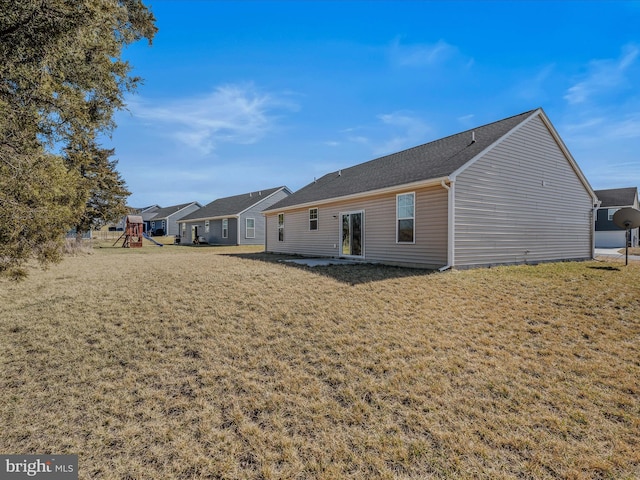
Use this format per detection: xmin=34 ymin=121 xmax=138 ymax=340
xmin=151 ymin=202 xmax=200 ymax=220
xmin=266 ymin=109 xmax=539 ymax=211
xmin=180 ymin=187 xmax=286 ymax=221
xmin=595 ymin=187 xmax=638 ymax=207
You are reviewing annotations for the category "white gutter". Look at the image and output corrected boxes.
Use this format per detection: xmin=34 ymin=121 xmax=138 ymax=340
xmin=438 ymin=179 xmax=455 ymax=271
xmin=181 ymin=214 xmax=240 ymax=223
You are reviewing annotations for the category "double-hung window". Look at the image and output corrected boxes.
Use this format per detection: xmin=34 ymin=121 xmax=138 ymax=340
xmin=397 ymin=192 xmax=415 ymax=243
xmin=246 ymin=218 xmax=255 ymax=238
xmin=309 ymin=208 xmax=318 ymax=231
xmin=278 ymin=213 xmax=284 ymax=242
xmin=205 ymin=220 xmax=210 ymax=233
xmin=222 ymin=218 xmax=228 ymax=238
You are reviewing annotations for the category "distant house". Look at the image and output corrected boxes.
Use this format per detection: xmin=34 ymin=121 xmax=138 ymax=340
xmin=139 ymin=205 xmax=161 ymax=233
xmin=594 ymin=187 xmax=639 ymax=248
xmin=263 ymin=108 xmax=598 ymax=269
xmin=112 ymin=205 xmax=160 ymax=232
xmin=178 ymin=187 xmax=292 ymax=245
xmin=148 ymin=202 xmax=202 ymax=236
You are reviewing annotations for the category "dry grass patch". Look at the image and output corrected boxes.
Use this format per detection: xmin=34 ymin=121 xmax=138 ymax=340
xmin=0 ymin=249 xmax=639 ymax=479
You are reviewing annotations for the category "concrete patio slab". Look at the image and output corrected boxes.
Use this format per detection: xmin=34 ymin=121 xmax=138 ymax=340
xmin=282 ymin=258 xmax=359 ymax=267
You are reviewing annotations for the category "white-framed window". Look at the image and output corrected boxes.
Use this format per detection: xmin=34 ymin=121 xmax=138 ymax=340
xmin=397 ymin=192 xmax=415 ymax=243
xmin=222 ymin=218 xmax=228 ymax=238
xmin=608 ymin=208 xmax=619 ymax=221
xmin=205 ymin=220 xmax=210 ymax=233
xmin=278 ymin=213 xmax=284 ymax=242
xmin=309 ymin=208 xmax=318 ymax=231
xmin=161 ymin=220 xmax=166 ymax=229
xmin=246 ymin=218 xmax=255 ymax=238
xmin=151 ymin=221 xmax=155 ymax=229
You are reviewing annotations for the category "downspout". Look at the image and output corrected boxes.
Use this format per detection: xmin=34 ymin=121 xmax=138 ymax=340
xmin=591 ymin=199 xmax=601 ymax=259
xmin=439 ymin=179 xmax=455 ymax=271
xmin=237 ymin=215 xmax=241 ymax=246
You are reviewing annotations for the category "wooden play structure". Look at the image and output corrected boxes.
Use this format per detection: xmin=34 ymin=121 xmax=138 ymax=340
xmin=113 ymin=215 xmax=144 ymax=248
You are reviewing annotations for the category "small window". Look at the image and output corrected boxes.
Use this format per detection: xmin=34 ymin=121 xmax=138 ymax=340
xmin=246 ymin=218 xmax=255 ymax=238
xmin=278 ymin=213 xmax=284 ymax=242
xmin=397 ymin=192 xmax=415 ymax=243
xmin=309 ymin=208 xmax=318 ymax=231
xmin=608 ymin=208 xmax=619 ymax=221
xmin=181 ymin=223 xmax=186 ymax=235
xmin=151 ymin=221 xmax=155 ymax=229
xmin=222 ymin=218 xmax=228 ymax=238
xmin=205 ymin=220 xmax=210 ymax=233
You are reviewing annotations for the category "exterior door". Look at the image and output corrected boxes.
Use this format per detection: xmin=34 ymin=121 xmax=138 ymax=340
xmin=341 ymin=211 xmax=363 ymax=257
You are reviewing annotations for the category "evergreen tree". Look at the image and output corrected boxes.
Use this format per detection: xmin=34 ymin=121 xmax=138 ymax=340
xmin=0 ymin=0 xmax=157 ymax=278
xmin=70 ymin=145 xmax=131 ymax=244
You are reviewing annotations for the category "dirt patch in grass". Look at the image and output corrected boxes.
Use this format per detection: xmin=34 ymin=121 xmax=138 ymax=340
xmin=1 ymin=249 xmax=639 ymax=479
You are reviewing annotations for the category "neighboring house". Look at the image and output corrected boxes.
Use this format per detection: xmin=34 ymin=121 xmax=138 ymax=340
xmin=263 ymin=108 xmax=598 ymax=269
xmin=594 ymin=187 xmax=639 ymax=248
xmin=108 ymin=205 xmax=160 ymax=232
xmin=139 ymin=205 xmax=161 ymax=233
xmin=178 ymin=187 xmax=292 ymax=245
xmin=149 ymin=202 xmax=202 ymax=236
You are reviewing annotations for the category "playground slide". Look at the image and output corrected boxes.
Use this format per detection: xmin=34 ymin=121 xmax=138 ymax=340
xmin=142 ymin=233 xmax=164 ymax=246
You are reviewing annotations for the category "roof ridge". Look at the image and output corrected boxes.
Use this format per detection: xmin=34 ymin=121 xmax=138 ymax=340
xmin=322 ymin=108 xmax=539 ymax=177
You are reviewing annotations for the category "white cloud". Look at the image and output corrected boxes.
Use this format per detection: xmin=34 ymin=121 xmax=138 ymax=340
xmin=128 ymin=84 xmax=297 ymax=154
xmin=344 ymin=111 xmax=432 ymax=156
xmin=373 ymin=112 xmax=431 ymax=154
xmin=512 ymin=64 xmax=555 ymax=102
xmin=389 ymin=38 xmax=469 ymax=68
xmin=564 ymin=113 xmax=640 ymax=143
xmin=564 ymin=44 xmax=639 ymax=105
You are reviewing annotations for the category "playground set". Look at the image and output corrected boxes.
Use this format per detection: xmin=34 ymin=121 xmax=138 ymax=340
xmin=113 ymin=215 xmax=164 ymax=248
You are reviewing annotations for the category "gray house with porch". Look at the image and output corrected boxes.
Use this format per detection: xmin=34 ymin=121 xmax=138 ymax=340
xmin=148 ymin=202 xmax=202 ymax=236
xmin=178 ymin=187 xmax=291 ymax=245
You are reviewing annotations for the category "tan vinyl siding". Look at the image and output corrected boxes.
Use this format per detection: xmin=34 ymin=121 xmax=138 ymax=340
xmin=265 ymin=185 xmax=448 ymax=268
xmin=454 ymin=116 xmax=593 ymax=267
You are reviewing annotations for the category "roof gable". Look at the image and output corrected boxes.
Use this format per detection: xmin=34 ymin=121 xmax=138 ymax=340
xmin=151 ymin=202 xmax=200 ymax=220
xmin=180 ymin=187 xmax=288 ymax=221
xmin=266 ymin=109 xmax=539 ymax=211
xmin=595 ymin=187 xmax=639 ymax=207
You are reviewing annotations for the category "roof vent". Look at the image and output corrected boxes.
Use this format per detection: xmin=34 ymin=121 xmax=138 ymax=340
xmin=259 ymin=191 xmax=261 ymax=196
xmin=338 ymin=170 xmax=342 ymax=177
xmin=471 ymin=131 xmax=476 ymax=144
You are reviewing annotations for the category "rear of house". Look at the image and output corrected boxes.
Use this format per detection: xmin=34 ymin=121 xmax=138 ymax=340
xmin=265 ymin=186 xmax=448 ymax=269
xmin=178 ymin=187 xmax=291 ymax=246
xmin=264 ymin=109 xmax=597 ymax=269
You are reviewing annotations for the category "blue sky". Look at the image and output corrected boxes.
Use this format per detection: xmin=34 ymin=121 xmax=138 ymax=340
xmin=111 ymin=1 xmax=640 ymax=207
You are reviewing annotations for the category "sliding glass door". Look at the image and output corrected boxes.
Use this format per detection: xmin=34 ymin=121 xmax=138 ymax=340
xmin=341 ymin=211 xmax=363 ymax=257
